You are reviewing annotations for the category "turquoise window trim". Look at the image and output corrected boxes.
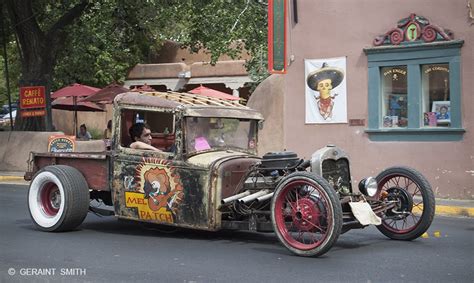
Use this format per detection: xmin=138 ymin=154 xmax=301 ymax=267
xmin=364 ymin=40 xmax=465 ymax=142
xmin=365 ymin=128 xmax=465 ymax=142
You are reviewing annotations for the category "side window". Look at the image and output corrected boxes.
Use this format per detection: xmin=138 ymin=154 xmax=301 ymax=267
xmin=381 ymin=66 xmax=408 ymax=128
xmin=120 ymin=109 xmax=176 ymax=152
xmin=421 ymin=64 xmax=451 ymax=127
xmin=145 ymin=111 xmax=176 ymax=151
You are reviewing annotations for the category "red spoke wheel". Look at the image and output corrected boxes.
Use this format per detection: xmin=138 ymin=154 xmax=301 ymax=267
xmin=271 ymin=172 xmax=342 ymax=257
xmin=28 ymin=165 xmax=90 ymax=232
xmin=376 ymin=167 xmax=435 ymax=240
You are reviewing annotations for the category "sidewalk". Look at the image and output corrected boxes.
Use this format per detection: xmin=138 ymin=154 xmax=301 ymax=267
xmin=1 ymin=171 xmax=472 ymax=218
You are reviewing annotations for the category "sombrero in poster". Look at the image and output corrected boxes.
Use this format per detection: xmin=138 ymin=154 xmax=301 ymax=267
xmin=306 ymin=62 xmax=345 ymax=91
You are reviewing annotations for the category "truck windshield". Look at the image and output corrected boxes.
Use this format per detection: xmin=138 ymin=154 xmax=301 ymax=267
xmin=184 ymin=117 xmax=257 ymax=154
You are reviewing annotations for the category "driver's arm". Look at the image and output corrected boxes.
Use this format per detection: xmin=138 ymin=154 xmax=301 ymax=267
xmin=130 ymin=141 xmax=162 ymax=151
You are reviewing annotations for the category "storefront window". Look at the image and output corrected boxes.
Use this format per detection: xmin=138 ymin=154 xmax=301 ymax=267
xmin=364 ymin=41 xmax=464 ymax=141
xmin=381 ymin=66 xmax=408 ymax=128
xmin=421 ymin=64 xmax=450 ymax=127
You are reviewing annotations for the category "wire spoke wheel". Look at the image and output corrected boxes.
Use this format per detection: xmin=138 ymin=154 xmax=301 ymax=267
xmin=271 ymin=172 xmax=342 ymax=257
xmin=376 ymin=167 xmax=435 ymax=240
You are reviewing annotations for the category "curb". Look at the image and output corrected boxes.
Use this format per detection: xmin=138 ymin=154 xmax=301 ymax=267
xmin=436 ymin=205 xmax=474 ymax=218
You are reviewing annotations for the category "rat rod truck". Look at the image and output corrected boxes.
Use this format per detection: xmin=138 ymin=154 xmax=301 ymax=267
xmin=25 ymin=91 xmax=435 ymax=257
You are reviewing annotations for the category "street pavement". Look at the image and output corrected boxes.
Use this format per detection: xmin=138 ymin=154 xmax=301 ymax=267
xmin=1 ymin=183 xmax=473 ymax=283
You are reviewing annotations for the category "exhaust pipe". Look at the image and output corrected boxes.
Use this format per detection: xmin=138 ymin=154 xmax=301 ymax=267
xmin=256 ymin=192 xmax=274 ymax=203
xmin=239 ymin=190 xmax=270 ymax=203
xmin=221 ymin=191 xmax=251 ymax=204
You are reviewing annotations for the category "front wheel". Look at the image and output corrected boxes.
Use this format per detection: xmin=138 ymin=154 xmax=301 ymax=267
xmin=376 ymin=166 xmax=435 ymax=240
xmin=271 ymin=172 xmax=342 ymax=257
xmin=28 ymin=165 xmax=90 ymax=232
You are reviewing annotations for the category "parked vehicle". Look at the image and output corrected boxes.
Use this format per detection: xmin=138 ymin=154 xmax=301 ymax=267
xmin=0 ymin=110 xmax=17 ymax=126
xmin=25 ymin=91 xmax=435 ymax=257
xmin=0 ymin=103 xmax=18 ymax=115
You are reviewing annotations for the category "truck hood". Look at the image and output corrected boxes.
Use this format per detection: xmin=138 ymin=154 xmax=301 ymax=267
xmin=186 ymin=150 xmax=258 ymax=168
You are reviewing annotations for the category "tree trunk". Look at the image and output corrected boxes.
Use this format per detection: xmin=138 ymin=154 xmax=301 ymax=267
xmin=5 ymin=0 xmax=89 ymax=131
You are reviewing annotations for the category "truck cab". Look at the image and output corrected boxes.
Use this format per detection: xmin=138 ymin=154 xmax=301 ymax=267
xmin=111 ymin=91 xmax=263 ymax=230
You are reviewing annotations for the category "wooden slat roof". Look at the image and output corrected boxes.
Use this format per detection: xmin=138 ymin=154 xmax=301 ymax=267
xmin=145 ymin=91 xmax=248 ymax=108
xmin=115 ymin=91 xmax=263 ymax=120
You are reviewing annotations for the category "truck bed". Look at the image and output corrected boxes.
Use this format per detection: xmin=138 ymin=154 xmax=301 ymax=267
xmin=25 ymin=152 xmax=111 ymax=191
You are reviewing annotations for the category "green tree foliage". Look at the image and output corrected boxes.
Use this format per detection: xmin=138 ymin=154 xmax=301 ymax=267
xmin=53 ymin=0 xmax=269 ymax=88
xmin=0 ymin=6 xmax=21 ymax=108
xmin=178 ymin=0 xmax=269 ymax=83
xmin=3 ymin=0 xmax=269 ymax=130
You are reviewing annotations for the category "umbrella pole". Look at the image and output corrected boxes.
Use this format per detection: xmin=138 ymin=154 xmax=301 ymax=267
xmin=74 ymin=96 xmax=78 ymax=136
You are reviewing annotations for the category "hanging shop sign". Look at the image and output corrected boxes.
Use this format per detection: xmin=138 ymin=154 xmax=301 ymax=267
xmin=268 ymin=0 xmax=287 ymax=74
xmin=19 ymin=86 xmax=46 ymax=109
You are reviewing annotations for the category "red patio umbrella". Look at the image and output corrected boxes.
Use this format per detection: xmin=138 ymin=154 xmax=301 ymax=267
xmin=52 ymin=83 xmax=101 ymax=135
xmin=52 ymin=97 xmax=105 ymax=111
xmin=189 ymin=85 xmax=239 ymax=101
xmin=81 ymin=82 xmax=129 ymax=104
xmin=51 ymin=83 xmax=100 ymax=99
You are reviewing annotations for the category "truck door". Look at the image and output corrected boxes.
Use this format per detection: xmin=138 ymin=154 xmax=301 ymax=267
xmin=112 ymin=108 xmax=209 ymax=229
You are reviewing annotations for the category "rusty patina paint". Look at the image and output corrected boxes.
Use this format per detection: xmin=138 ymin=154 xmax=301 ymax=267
xmin=187 ymin=152 xmax=260 ymax=229
xmin=112 ymin=154 xmax=210 ymax=229
xmin=28 ymin=152 xmax=109 ymax=190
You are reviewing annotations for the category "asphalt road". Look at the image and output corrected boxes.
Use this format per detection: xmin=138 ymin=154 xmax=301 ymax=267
xmin=1 ymin=183 xmax=473 ymax=283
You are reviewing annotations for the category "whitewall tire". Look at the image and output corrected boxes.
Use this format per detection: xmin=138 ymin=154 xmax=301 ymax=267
xmin=28 ymin=165 xmax=89 ymax=232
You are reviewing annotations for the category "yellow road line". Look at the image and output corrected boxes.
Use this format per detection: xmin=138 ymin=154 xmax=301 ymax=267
xmin=0 ymin=176 xmax=24 ymax=181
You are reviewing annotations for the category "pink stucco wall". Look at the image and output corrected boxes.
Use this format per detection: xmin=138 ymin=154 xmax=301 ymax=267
xmin=282 ymin=0 xmax=473 ymax=199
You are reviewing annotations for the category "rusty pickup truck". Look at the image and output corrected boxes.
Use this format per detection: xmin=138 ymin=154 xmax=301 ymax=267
xmin=25 ymin=91 xmax=435 ymax=257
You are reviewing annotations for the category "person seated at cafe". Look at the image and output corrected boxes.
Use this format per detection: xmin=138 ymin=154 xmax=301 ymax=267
xmin=103 ymin=120 xmax=112 ymax=139
xmin=129 ymin=122 xmax=161 ymax=151
xmin=77 ymin=124 xmax=92 ymax=141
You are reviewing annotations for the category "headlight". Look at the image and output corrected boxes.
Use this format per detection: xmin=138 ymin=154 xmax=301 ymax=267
xmin=358 ymin=177 xmax=378 ymax=197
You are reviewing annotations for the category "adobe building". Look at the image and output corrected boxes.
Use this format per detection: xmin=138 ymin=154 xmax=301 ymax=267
xmin=54 ymin=41 xmax=255 ymax=136
xmin=248 ymin=0 xmax=473 ymax=199
xmin=124 ymin=40 xmax=254 ymax=100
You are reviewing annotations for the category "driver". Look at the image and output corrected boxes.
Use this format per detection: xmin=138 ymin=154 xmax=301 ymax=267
xmin=129 ymin=122 xmax=161 ymax=151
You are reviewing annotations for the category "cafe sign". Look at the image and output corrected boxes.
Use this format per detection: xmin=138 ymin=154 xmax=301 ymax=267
xmin=20 ymin=86 xmax=46 ymax=109
xmin=20 ymin=109 xmax=46 ymax=118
